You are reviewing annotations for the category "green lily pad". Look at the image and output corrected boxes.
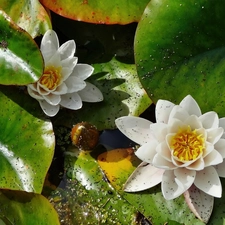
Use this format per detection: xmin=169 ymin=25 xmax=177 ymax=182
xmin=54 ymin=57 xmax=151 ymax=130
xmin=0 ymin=85 xmax=55 ymax=193
xmin=97 ymin=149 xmax=205 ymax=225
xmin=0 ymin=0 xmax=52 ymax=38
xmin=134 ymin=0 xmax=225 ymax=116
xmin=0 ymin=10 xmax=43 ymax=85
xmin=0 ymin=190 xmax=60 ymax=225
xmin=48 ymin=148 xmax=139 ymax=224
xmin=40 ymin=0 xmax=150 ymax=24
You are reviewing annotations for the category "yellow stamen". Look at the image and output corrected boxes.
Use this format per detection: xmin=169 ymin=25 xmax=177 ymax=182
xmin=170 ymin=126 xmax=205 ymax=161
xmin=39 ymin=66 xmax=62 ymax=90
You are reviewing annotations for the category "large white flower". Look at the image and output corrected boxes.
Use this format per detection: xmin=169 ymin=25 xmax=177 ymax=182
xmin=115 ymin=95 xmax=225 ymax=201
xmin=27 ymin=30 xmax=103 ymax=117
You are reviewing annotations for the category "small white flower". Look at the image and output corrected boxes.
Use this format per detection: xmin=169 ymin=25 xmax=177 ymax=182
xmin=115 ymin=95 xmax=225 ymax=201
xmin=27 ymin=30 xmax=103 ymax=117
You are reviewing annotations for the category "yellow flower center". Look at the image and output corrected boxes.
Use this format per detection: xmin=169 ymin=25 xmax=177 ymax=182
xmin=170 ymin=126 xmax=205 ymax=161
xmin=39 ymin=66 xmax=62 ymax=90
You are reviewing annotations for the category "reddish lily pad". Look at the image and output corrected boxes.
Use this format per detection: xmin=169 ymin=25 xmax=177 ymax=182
xmin=0 ymin=0 xmax=52 ymax=38
xmin=40 ymin=0 xmax=149 ymax=24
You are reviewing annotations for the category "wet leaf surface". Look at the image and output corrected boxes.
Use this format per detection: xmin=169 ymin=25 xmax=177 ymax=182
xmin=135 ymin=0 xmax=225 ymax=117
xmin=0 ymin=10 xmax=43 ymax=85
xmin=40 ymin=0 xmax=149 ymax=24
xmin=0 ymin=0 xmax=52 ymax=38
xmin=0 ymin=85 xmax=55 ymax=193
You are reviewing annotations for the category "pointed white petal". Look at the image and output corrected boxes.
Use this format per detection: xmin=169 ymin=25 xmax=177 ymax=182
xmin=46 ymin=51 xmax=61 ymax=67
xmin=60 ymin=92 xmax=82 ymax=110
xmin=167 ymin=118 xmax=185 ymax=133
xmin=27 ymin=86 xmax=43 ymax=100
xmin=115 ymin=116 xmax=153 ymax=145
xmin=37 ymin=82 xmax=51 ymax=94
xmin=53 ymin=82 xmax=68 ymax=95
xmin=58 ymin=40 xmax=75 ymax=60
xmin=184 ymin=115 xmax=202 ymax=129
xmin=78 ymin=82 xmax=103 ymax=102
xmin=219 ymin=118 xmax=225 ymax=138
xmin=156 ymin=141 xmax=172 ymax=162
xmin=64 ymin=76 xmax=86 ymax=93
xmin=168 ymin=105 xmax=189 ymax=123
xmin=194 ymin=166 xmax=222 ymax=197
xmin=153 ymin=153 xmax=177 ymax=169
xmin=199 ymin=111 xmax=219 ymax=129
xmin=214 ymin=161 xmax=225 ymax=177
xmin=202 ymin=141 xmax=214 ymax=158
xmin=162 ymin=169 xmax=195 ymax=200
xmin=186 ymin=158 xmax=205 ymax=171
xmin=150 ymin=123 xmax=168 ymax=142
xmin=39 ymin=100 xmax=60 ymax=117
xmin=207 ymin=127 xmax=224 ymax=145
xmin=123 ymin=162 xmax=164 ymax=192
xmin=179 ymin=95 xmax=201 ymax=116
xmin=203 ymin=150 xmax=223 ymax=167
xmin=61 ymin=57 xmax=78 ymax=80
xmin=71 ymin=64 xmax=94 ymax=80
xmin=214 ymin=139 xmax=225 ymax=158
xmin=135 ymin=141 xmax=158 ymax=164
xmin=41 ymin=30 xmax=59 ymax=63
xmin=43 ymin=93 xmax=61 ymax=106
xmin=155 ymin=99 xmax=175 ymax=123
xmin=184 ymin=185 xmax=214 ymax=223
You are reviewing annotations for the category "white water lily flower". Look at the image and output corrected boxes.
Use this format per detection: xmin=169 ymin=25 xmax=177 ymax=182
xmin=115 ymin=95 xmax=225 ymax=200
xmin=27 ymin=30 xmax=103 ymax=117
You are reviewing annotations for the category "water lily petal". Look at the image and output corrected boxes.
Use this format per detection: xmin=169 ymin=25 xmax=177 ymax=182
xmin=184 ymin=115 xmax=202 ymax=129
xmin=53 ymin=82 xmax=68 ymax=95
xmin=207 ymin=127 xmax=224 ymax=144
xmin=179 ymin=95 xmax=201 ymax=117
xmin=41 ymin=30 xmax=59 ymax=63
xmin=135 ymin=141 xmax=158 ymax=164
xmin=42 ymin=93 xmax=61 ymax=106
xmin=27 ymin=87 xmax=43 ymax=100
xmin=202 ymin=141 xmax=214 ymax=158
xmin=71 ymin=64 xmax=94 ymax=80
xmin=184 ymin=185 xmax=214 ymax=224
xmin=61 ymin=57 xmax=78 ymax=81
xmin=194 ymin=166 xmax=222 ymax=197
xmin=60 ymin=92 xmax=82 ymax=110
xmin=186 ymin=157 xmax=205 ymax=171
xmin=39 ymin=100 xmax=60 ymax=117
xmin=199 ymin=111 xmax=219 ymax=129
xmin=46 ymin=50 xmax=61 ymax=67
xmin=214 ymin=161 xmax=225 ymax=177
xmin=155 ymin=99 xmax=175 ymax=123
xmin=153 ymin=153 xmax=177 ymax=169
xmin=64 ymin=76 xmax=86 ymax=93
xmin=167 ymin=118 xmax=185 ymax=133
xmin=219 ymin=118 xmax=225 ymax=138
xmin=123 ymin=162 xmax=164 ymax=192
xmin=115 ymin=116 xmax=153 ymax=145
xmin=78 ymin=82 xmax=103 ymax=102
xmin=162 ymin=169 xmax=195 ymax=200
xmin=214 ymin=139 xmax=225 ymax=157
xmin=156 ymin=141 xmax=172 ymax=162
xmin=204 ymin=149 xmax=223 ymax=167
xmin=168 ymin=105 xmax=189 ymax=123
xmin=150 ymin=123 xmax=168 ymax=142
xmin=58 ymin=40 xmax=76 ymax=60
